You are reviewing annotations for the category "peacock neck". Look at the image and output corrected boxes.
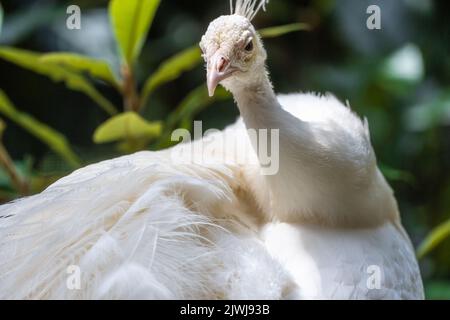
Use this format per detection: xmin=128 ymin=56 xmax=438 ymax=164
xmin=229 ymin=68 xmax=306 ymax=221
xmin=231 ymin=69 xmax=282 ymax=131
xmin=228 ymin=68 xmax=398 ymax=228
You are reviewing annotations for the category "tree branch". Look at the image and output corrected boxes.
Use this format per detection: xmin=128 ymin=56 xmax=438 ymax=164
xmin=121 ymin=64 xmax=140 ymax=112
xmin=0 ymin=142 xmax=29 ymax=196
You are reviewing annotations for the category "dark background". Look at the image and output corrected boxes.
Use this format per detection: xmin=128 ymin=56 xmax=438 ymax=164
xmin=0 ymin=0 xmax=449 ymax=298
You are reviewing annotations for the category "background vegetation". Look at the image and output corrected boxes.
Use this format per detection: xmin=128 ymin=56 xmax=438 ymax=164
xmin=0 ymin=0 xmax=449 ymax=299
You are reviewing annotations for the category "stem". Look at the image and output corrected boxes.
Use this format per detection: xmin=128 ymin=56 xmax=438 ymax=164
xmin=0 ymin=142 xmax=29 ymax=196
xmin=121 ymin=64 xmax=140 ymax=112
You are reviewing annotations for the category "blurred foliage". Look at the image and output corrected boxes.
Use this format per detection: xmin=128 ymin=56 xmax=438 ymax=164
xmin=0 ymin=47 xmax=119 ymax=115
xmin=0 ymin=89 xmax=79 ymax=166
xmin=0 ymin=0 xmax=300 ymax=157
xmin=93 ymin=111 xmax=162 ymax=153
xmin=109 ymin=0 xmax=161 ymax=66
xmin=418 ymin=219 xmax=450 ymax=260
xmin=0 ymin=0 xmax=449 ymax=299
xmin=0 ymin=3 xmax=3 ymax=35
xmin=258 ymin=22 xmax=310 ymax=38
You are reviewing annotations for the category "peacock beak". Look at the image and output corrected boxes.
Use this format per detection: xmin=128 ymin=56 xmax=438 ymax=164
xmin=207 ymin=54 xmax=236 ymax=97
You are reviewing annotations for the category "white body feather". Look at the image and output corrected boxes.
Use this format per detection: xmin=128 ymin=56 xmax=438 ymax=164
xmin=0 ymin=93 xmax=423 ymax=299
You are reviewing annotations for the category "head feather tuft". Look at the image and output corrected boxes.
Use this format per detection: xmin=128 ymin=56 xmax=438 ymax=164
xmin=230 ymin=0 xmax=269 ymax=21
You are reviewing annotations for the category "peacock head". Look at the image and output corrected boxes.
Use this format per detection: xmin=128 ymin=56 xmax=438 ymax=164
xmin=200 ymin=0 xmax=269 ymax=96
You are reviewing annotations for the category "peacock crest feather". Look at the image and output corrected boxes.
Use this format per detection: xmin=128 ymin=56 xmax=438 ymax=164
xmin=230 ymin=0 xmax=269 ymax=21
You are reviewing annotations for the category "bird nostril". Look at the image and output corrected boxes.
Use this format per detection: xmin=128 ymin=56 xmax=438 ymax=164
xmin=217 ymin=56 xmax=229 ymax=73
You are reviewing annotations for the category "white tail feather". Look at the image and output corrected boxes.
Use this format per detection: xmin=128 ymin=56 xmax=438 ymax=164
xmin=0 ymin=147 xmax=292 ymax=299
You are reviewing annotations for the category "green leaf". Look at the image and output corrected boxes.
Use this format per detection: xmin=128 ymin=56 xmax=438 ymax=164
xmin=0 ymin=47 xmax=118 ymax=115
xmin=156 ymin=84 xmax=231 ymax=148
xmin=379 ymin=163 xmax=416 ymax=185
xmin=0 ymin=89 xmax=80 ymax=167
xmin=141 ymin=46 xmax=203 ymax=108
xmin=40 ymin=53 xmax=120 ymax=89
xmin=417 ymin=219 xmax=450 ymax=259
xmin=258 ymin=23 xmax=310 ymax=38
xmin=109 ymin=0 xmax=161 ymax=65
xmin=169 ymin=85 xmax=230 ymax=129
xmin=93 ymin=111 xmax=162 ymax=144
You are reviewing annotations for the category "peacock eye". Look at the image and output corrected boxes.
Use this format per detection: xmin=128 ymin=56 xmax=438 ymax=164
xmin=244 ymin=40 xmax=254 ymax=52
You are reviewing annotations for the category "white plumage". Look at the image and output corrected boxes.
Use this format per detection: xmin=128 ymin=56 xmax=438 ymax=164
xmin=0 ymin=0 xmax=423 ymax=299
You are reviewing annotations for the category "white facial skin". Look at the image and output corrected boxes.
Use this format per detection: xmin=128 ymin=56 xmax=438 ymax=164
xmin=200 ymin=15 xmax=267 ymax=96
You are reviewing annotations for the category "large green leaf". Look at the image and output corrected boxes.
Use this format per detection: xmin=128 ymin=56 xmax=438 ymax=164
xmin=40 ymin=53 xmax=120 ymax=89
xmin=141 ymin=46 xmax=203 ymax=108
xmin=258 ymin=23 xmax=310 ymax=38
xmin=93 ymin=111 xmax=162 ymax=144
xmin=0 ymin=47 xmax=118 ymax=115
xmin=417 ymin=219 xmax=450 ymax=259
xmin=109 ymin=0 xmax=161 ymax=65
xmin=0 ymin=90 xmax=80 ymax=167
